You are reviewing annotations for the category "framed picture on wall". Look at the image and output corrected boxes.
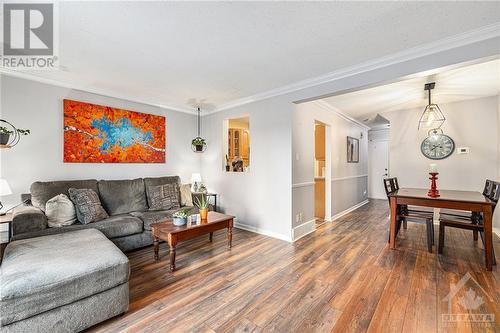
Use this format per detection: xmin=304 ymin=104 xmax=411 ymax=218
xmin=347 ymin=136 xmax=359 ymax=163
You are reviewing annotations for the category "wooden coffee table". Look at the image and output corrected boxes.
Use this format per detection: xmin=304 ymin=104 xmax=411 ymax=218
xmin=151 ymin=211 xmax=234 ymax=271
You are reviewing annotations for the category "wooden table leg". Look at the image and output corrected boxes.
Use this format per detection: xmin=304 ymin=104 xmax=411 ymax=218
xmin=209 ymin=232 xmax=213 ymax=242
xmin=227 ymin=221 xmax=233 ymax=249
xmin=389 ymin=196 xmax=397 ymax=249
xmin=168 ymin=235 xmax=177 ymax=272
xmin=483 ymin=205 xmax=493 ymax=271
xmin=153 ymin=237 xmax=159 ymax=261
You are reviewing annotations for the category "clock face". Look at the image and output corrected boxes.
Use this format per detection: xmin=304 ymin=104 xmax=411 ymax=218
xmin=421 ymin=134 xmax=455 ymax=160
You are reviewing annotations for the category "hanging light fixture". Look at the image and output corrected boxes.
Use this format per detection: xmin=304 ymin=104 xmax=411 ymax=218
xmin=191 ymin=107 xmax=206 ymax=152
xmin=418 ymin=82 xmax=445 ymax=130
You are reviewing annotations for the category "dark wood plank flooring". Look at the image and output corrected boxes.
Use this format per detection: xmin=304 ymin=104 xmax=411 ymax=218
xmin=88 ymin=200 xmax=500 ymax=333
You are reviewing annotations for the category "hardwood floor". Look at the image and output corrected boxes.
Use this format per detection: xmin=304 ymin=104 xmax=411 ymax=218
xmin=87 ymin=200 xmax=499 ymax=333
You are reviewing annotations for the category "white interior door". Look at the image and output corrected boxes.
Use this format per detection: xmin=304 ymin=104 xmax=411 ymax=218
xmin=368 ymin=140 xmax=389 ymax=199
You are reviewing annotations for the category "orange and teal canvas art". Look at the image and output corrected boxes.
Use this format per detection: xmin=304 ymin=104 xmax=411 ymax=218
xmin=63 ymin=99 xmax=166 ymax=163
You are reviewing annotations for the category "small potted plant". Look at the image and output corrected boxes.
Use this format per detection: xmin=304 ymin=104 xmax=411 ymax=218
xmin=0 ymin=126 xmax=30 ymax=145
xmin=194 ymin=195 xmax=209 ymax=220
xmin=225 ymin=154 xmax=230 ymax=171
xmin=172 ymin=209 xmax=189 ymax=226
xmin=191 ymin=137 xmax=206 ymax=152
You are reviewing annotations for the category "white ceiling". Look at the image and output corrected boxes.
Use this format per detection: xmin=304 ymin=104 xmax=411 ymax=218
xmin=322 ymin=59 xmax=500 ymax=122
xmin=2 ymin=2 xmax=500 ymax=112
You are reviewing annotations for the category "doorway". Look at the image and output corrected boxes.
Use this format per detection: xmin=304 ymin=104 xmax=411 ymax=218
xmin=368 ymin=128 xmax=390 ymax=199
xmin=314 ymin=122 xmax=328 ymax=225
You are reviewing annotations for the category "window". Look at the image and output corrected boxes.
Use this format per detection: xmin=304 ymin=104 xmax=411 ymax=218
xmin=224 ymin=116 xmax=250 ymax=172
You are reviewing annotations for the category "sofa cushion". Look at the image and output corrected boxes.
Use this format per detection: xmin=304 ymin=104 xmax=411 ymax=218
xmin=179 ymin=183 xmax=193 ymax=206
xmin=30 ymin=179 xmax=99 ymax=212
xmin=144 ymin=176 xmax=180 ymax=207
xmin=131 ymin=210 xmax=175 ymax=230
xmin=98 ymin=178 xmax=147 ymax=215
xmin=12 ymin=214 xmax=144 ymax=241
xmin=0 ymin=229 xmax=129 ymax=326
xmin=46 ymin=194 xmax=77 ymax=227
xmin=147 ymin=183 xmax=180 ymax=211
xmin=69 ymin=188 xmax=109 ymax=224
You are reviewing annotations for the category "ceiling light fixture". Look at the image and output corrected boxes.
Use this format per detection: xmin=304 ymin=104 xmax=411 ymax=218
xmin=418 ymin=82 xmax=445 ymax=130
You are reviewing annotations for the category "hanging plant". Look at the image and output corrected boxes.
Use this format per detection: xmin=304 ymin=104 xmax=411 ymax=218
xmin=191 ymin=136 xmax=206 ymax=152
xmin=191 ymin=107 xmax=207 ymax=152
xmin=0 ymin=119 xmax=31 ymax=147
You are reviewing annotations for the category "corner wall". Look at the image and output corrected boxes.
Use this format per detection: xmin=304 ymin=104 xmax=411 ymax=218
xmin=292 ymin=102 xmax=368 ymax=231
xmin=0 ymin=75 xmax=201 ymax=209
xmin=201 ymin=97 xmax=293 ymax=241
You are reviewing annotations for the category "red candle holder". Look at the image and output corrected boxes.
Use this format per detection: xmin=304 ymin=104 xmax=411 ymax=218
xmin=428 ymin=172 xmax=440 ymax=198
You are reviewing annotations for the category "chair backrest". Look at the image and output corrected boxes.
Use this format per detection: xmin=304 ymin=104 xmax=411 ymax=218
xmin=489 ymin=182 xmax=500 ymax=203
xmin=483 ymin=179 xmax=494 ymax=197
xmin=383 ymin=178 xmax=396 ymax=197
xmin=393 ymin=177 xmax=400 ymax=190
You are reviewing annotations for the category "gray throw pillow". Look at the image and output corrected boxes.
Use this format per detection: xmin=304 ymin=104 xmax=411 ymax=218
xmin=148 ymin=183 xmax=180 ymax=211
xmin=68 ymin=188 xmax=109 ymax=224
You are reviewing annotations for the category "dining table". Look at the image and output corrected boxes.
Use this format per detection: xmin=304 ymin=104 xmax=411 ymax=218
xmin=388 ymin=188 xmax=496 ymax=271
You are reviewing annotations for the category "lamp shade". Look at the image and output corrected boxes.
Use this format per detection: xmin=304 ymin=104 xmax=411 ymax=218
xmin=0 ymin=179 xmax=12 ymax=196
xmin=191 ymin=173 xmax=202 ymax=183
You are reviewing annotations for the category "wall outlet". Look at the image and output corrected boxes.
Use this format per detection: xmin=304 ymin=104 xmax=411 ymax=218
xmin=296 ymin=212 xmax=304 ymax=223
xmin=457 ymin=147 xmax=470 ymax=154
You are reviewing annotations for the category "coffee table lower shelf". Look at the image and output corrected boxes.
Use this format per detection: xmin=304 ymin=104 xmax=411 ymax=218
xmin=151 ymin=212 xmax=234 ymax=272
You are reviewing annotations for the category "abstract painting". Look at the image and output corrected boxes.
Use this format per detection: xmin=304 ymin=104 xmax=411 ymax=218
xmin=63 ymin=99 xmax=165 ymax=163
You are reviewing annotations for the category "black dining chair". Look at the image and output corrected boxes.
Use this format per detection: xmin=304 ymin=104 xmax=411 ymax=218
xmin=439 ymin=179 xmax=494 ymax=241
xmin=439 ymin=180 xmax=498 ymax=265
xmin=384 ymin=177 xmax=435 ymax=252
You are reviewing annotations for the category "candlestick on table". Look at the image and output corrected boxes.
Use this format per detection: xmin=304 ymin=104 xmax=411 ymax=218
xmin=428 ymin=172 xmax=440 ymax=198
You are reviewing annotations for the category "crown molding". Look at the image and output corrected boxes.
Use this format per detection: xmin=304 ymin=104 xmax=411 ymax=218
xmin=213 ymin=22 xmax=500 ymax=113
xmin=313 ymin=100 xmax=371 ymax=130
xmin=0 ymin=69 xmax=196 ymax=115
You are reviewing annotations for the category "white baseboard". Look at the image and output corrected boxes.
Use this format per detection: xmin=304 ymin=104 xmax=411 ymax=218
xmin=292 ymin=219 xmax=316 ymax=242
xmin=234 ymin=222 xmax=292 ymax=242
xmin=330 ymin=200 xmax=369 ymax=221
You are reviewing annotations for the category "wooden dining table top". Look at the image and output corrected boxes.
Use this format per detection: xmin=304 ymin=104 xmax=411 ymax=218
xmin=388 ymin=188 xmax=495 ymax=205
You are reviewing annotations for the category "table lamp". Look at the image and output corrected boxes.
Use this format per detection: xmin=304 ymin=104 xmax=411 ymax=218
xmin=0 ymin=178 xmax=13 ymax=213
xmin=191 ymin=173 xmax=202 ymax=192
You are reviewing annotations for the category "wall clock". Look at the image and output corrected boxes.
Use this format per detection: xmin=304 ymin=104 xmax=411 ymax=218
xmin=421 ymin=131 xmax=455 ymax=160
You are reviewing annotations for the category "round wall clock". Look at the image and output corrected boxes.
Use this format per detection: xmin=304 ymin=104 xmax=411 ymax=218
xmin=421 ymin=133 xmax=455 ymax=160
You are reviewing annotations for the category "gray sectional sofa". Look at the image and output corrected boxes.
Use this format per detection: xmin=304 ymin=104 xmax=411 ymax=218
xmin=11 ymin=176 xmax=202 ymax=252
xmin=1 ymin=175 xmax=207 ymax=332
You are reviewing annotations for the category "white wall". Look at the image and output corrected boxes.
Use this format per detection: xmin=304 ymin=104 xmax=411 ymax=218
xmin=0 ymin=75 xmax=201 ymax=209
xmin=201 ymin=97 xmax=293 ymax=241
xmin=380 ymin=96 xmax=498 ymax=191
xmin=292 ymin=101 xmax=368 ymax=228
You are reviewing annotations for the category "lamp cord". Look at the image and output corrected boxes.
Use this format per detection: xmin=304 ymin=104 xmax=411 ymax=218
xmin=197 ymin=107 xmax=201 ymax=137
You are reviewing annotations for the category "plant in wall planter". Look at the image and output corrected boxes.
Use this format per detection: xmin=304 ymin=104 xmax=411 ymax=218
xmin=191 ymin=137 xmax=206 ymax=152
xmin=0 ymin=120 xmax=30 ymax=147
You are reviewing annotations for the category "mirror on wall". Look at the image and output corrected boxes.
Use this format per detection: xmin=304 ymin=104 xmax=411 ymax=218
xmin=224 ymin=116 xmax=250 ymax=172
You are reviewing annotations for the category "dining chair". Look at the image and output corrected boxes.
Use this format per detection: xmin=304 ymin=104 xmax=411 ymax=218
xmin=439 ymin=180 xmax=498 ymax=265
xmin=439 ymin=179 xmax=493 ymax=241
xmin=384 ymin=177 xmax=435 ymax=252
